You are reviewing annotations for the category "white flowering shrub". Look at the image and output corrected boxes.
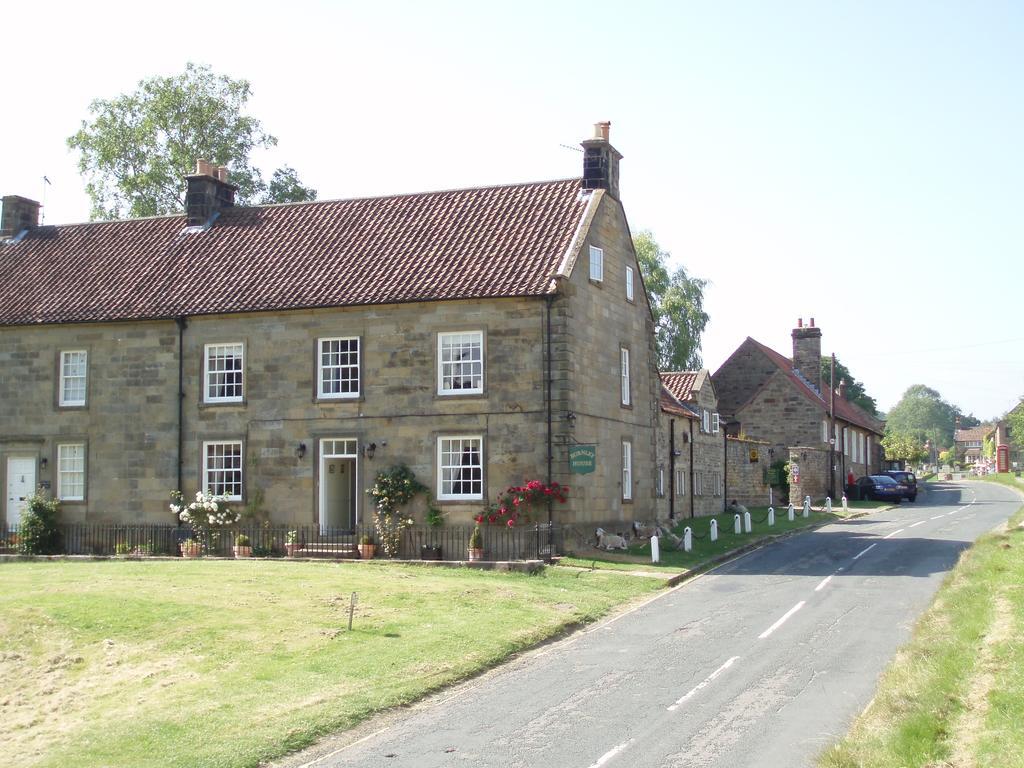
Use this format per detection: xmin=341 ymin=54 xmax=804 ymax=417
xmin=170 ymin=490 xmax=241 ymax=539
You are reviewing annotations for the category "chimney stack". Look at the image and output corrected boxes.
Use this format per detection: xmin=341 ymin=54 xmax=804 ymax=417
xmin=1 ymin=195 xmax=41 ymax=238
xmin=580 ymin=121 xmax=623 ymax=199
xmin=184 ymin=159 xmax=238 ymax=227
xmin=838 ymin=379 xmax=847 ymax=399
xmin=792 ymin=317 xmax=823 ymax=394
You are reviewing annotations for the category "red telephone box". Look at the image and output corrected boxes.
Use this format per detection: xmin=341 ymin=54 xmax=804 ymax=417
xmin=997 ymin=444 xmax=1010 ymax=473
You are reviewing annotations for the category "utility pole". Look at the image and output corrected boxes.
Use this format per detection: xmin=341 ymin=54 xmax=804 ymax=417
xmin=829 ymin=353 xmax=837 ymax=499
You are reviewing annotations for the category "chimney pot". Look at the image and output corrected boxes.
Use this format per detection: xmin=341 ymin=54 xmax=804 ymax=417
xmin=810 ymin=317 xmax=815 ymax=327
xmin=798 ymin=318 xmax=803 ymax=328
xmin=595 ymin=121 xmax=611 ymax=141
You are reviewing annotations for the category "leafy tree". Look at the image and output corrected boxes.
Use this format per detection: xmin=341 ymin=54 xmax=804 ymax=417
xmin=885 ymin=385 xmax=959 ymax=448
xmin=820 ymin=356 xmax=878 ymax=415
xmin=938 ymin=449 xmax=955 ymax=466
xmin=68 ymin=63 xmax=315 ymax=220
xmin=632 ymin=231 xmax=709 ymax=371
xmin=958 ymin=412 xmax=981 ymax=428
xmin=881 ymin=431 xmax=926 ymax=463
xmin=1007 ymin=400 xmax=1024 ymax=450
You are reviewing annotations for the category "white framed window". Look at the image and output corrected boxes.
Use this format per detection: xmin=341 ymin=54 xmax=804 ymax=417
xmin=702 ymin=409 xmax=710 ymax=433
xmin=657 ymin=467 xmax=664 ymax=497
xmin=203 ymin=441 xmax=243 ymax=500
xmin=712 ymin=413 xmax=720 ymax=434
xmin=695 ymin=472 xmax=703 ymax=496
xmin=675 ymin=468 xmax=686 ymax=497
xmin=57 ymin=443 xmax=85 ymax=500
xmin=625 ymin=265 xmax=634 ymax=301
xmin=204 ymin=343 xmax=244 ymax=403
xmin=620 ymin=347 xmax=631 ymax=406
xmin=59 ymin=350 xmax=87 ymax=406
xmin=622 ymin=441 xmax=632 ymax=500
xmin=437 ymin=436 xmax=484 ymax=500
xmin=822 ymin=419 xmax=829 ymax=443
xmin=866 ymin=436 xmax=872 ymax=464
xmin=438 ymin=331 xmax=484 ymax=395
xmin=843 ymin=428 xmax=849 ymax=456
xmin=318 ymin=337 xmax=360 ymax=399
xmin=589 ymin=245 xmax=604 ymax=282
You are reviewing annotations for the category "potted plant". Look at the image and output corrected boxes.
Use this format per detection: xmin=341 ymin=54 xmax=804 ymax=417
xmin=233 ymin=533 xmax=252 ymax=558
xmin=358 ymin=533 xmax=376 ymax=560
xmin=467 ymin=524 xmax=484 ymax=562
xmin=180 ymin=537 xmax=202 ymax=558
xmin=284 ymin=530 xmax=301 ymax=557
xmin=421 ymin=504 xmax=444 ymax=560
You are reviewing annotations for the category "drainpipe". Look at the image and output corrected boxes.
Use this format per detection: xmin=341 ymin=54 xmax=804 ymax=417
xmin=689 ymin=418 xmax=695 ymax=518
xmin=668 ymin=419 xmax=676 ymax=520
xmin=176 ymin=316 xmax=188 ymax=520
xmin=544 ymin=295 xmax=554 ymax=561
xmin=722 ymin=429 xmax=728 ymax=513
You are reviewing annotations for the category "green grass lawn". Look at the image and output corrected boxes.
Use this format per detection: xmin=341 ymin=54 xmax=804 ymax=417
xmin=558 ymin=505 xmax=857 ymax=574
xmin=818 ymin=502 xmax=1024 ymax=767
xmin=0 ymin=560 xmax=660 ymax=768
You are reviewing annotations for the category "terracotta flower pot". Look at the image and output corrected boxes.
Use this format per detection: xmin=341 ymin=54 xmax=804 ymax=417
xmin=358 ymin=543 xmax=376 ymax=560
xmin=180 ymin=542 xmax=202 ymax=558
xmin=284 ymin=543 xmax=301 ymax=557
xmin=233 ymin=546 xmax=252 ymax=558
xmin=467 ymin=547 xmax=484 ymax=562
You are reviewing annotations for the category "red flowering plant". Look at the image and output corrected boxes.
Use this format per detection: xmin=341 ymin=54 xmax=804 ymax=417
xmin=474 ymin=480 xmax=569 ymax=527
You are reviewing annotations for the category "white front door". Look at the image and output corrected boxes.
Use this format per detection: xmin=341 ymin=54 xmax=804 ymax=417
xmin=6 ymin=457 xmax=36 ymax=528
xmin=319 ymin=438 xmax=359 ymax=530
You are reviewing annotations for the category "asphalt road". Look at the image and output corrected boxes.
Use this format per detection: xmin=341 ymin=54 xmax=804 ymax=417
xmin=286 ymin=480 xmax=1022 ymax=768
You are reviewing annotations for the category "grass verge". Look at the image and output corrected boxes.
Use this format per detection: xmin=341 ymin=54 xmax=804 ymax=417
xmin=0 ymin=560 xmax=659 ymax=768
xmin=557 ymin=504 xmax=870 ymax=574
xmin=818 ymin=502 xmax=1024 ymax=768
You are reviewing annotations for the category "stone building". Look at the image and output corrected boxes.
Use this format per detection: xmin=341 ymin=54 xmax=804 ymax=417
xmin=1 ymin=124 xmax=662 ymax=530
xmin=712 ymin=319 xmax=884 ymax=501
xmin=659 ymin=371 xmax=725 ymax=517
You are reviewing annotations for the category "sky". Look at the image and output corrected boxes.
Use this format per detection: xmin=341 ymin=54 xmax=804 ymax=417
xmin=4 ymin=1 xmax=1022 ymax=420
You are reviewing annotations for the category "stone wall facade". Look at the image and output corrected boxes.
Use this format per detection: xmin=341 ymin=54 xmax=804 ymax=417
xmin=725 ymin=436 xmax=771 ymax=507
xmin=788 ymin=446 xmax=831 ymax=504
xmin=689 ymin=379 xmax=724 ymax=517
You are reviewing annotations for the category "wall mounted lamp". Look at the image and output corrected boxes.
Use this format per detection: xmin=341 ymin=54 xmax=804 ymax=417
xmin=566 ymin=411 xmax=576 ymax=428
xmin=39 ymin=457 xmax=48 ymax=470
xmin=364 ymin=442 xmax=377 ymax=460
xmin=295 ymin=442 xmax=307 ymax=460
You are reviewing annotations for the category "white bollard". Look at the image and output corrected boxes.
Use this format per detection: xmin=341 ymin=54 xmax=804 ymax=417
xmin=803 ymin=496 xmax=811 ymax=518
xmin=744 ymin=510 xmax=752 ymax=533
xmin=734 ymin=514 xmax=742 ymax=534
xmin=768 ymin=506 xmax=775 ymax=526
xmin=651 ymin=534 xmax=660 ymax=563
xmin=710 ymin=519 xmax=718 ymax=542
xmin=825 ymin=496 xmax=832 ymax=514
xmin=788 ymin=503 xmax=795 ymax=522
xmin=842 ymin=494 xmax=848 ymax=513
xmin=683 ymin=527 xmax=692 ymax=552
xmin=769 ymin=486 xmax=773 ymax=507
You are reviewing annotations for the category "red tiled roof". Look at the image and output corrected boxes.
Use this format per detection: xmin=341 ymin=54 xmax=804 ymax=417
xmin=660 ymin=383 xmax=698 ymax=418
xmin=745 ymin=338 xmax=884 ymax=435
xmin=0 ymin=179 xmax=588 ymax=325
xmin=955 ymin=426 xmax=992 ymax=442
xmin=660 ymin=371 xmax=700 ymax=403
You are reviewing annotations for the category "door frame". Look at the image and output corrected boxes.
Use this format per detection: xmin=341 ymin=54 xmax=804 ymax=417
xmin=318 ymin=438 xmax=359 ymax=529
xmin=5 ymin=455 xmax=37 ymax=528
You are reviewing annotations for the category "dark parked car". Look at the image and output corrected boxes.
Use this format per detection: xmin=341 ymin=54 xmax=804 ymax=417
xmin=854 ymin=475 xmax=904 ymax=503
xmin=883 ymin=470 xmax=918 ymax=501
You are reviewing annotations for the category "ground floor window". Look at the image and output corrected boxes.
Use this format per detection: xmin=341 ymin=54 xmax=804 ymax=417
xmin=57 ymin=443 xmax=85 ymax=500
xmin=622 ymin=441 xmax=632 ymax=500
xmin=438 ymin=436 xmax=483 ymax=500
xmin=675 ymin=468 xmax=686 ymax=497
xmin=203 ymin=441 xmax=243 ymax=500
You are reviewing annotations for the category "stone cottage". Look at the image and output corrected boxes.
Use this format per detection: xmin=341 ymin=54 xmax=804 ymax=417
xmin=712 ymin=319 xmax=885 ymax=501
xmin=1 ymin=124 xmax=662 ymax=530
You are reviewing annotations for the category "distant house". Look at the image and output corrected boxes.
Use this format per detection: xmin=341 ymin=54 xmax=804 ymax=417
xmin=1 ymin=124 xmax=663 ymax=530
xmin=712 ymin=318 xmax=885 ymax=500
xmin=659 ymin=371 xmax=725 ymax=517
xmin=954 ymin=425 xmax=991 ymax=466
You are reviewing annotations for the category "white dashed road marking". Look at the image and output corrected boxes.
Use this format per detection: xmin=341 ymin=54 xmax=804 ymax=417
xmin=667 ymin=656 xmax=741 ymax=712
xmin=853 ymin=543 xmax=877 ymax=560
xmin=587 ymin=739 xmax=635 ymax=768
xmin=814 ymin=575 xmax=834 ymax=592
xmin=759 ymin=602 xmax=806 ymax=640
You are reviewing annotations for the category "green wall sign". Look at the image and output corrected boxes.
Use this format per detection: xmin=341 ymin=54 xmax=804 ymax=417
xmin=569 ymin=444 xmax=597 ymax=474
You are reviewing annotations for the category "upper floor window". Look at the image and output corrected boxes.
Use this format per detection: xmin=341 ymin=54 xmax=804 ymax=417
xmin=712 ymin=413 xmax=720 ymax=434
xmin=438 ymin=331 xmax=483 ymax=395
xmin=701 ymin=408 xmax=711 ymax=433
xmin=589 ymin=245 xmax=604 ymax=282
xmin=204 ymin=343 xmax=244 ymax=403
xmin=57 ymin=443 xmax=85 ymax=501
xmin=203 ymin=440 xmax=243 ymax=500
xmin=675 ymin=468 xmax=686 ymax=497
xmin=620 ymin=347 xmax=631 ymax=406
xmin=437 ymin=436 xmax=483 ymax=500
xmin=625 ymin=265 xmax=634 ymax=301
xmin=318 ymin=337 xmax=360 ymax=399
xmin=59 ymin=350 xmax=87 ymax=406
